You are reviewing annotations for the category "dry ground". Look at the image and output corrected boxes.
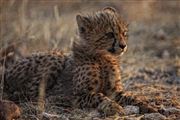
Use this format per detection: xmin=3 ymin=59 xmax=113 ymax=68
xmin=0 ymin=0 xmax=180 ymax=120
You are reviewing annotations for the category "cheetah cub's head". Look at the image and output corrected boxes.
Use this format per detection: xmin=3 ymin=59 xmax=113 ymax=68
xmin=76 ymin=7 xmax=128 ymax=56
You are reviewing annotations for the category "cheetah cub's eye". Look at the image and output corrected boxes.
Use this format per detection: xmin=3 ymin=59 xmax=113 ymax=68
xmin=105 ymin=32 xmax=114 ymax=38
xmin=80 ymin=27 xmax=86 ymax=33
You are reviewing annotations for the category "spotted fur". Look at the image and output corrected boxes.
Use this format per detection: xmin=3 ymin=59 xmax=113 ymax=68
xmin=4 ymin=50 xmax=66 ymax=101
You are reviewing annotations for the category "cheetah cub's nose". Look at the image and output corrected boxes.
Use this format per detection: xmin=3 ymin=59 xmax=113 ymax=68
xmin=119 ymin=44 xmax=126 ymax=49
xmin=119 ymin=44 xmax=127 ymax=51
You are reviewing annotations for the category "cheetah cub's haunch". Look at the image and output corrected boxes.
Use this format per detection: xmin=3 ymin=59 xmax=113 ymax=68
xmin=4 ymin=7 xmax=157 ymax=116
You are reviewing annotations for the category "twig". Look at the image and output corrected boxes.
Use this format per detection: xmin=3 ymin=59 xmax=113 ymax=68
xmin=38 ymin=74 xmax=46 ymax=120
xmin=42 ymin=112 xmax=60 ymax=119
xmin=0 ymin=52 xmax=6 ymax=100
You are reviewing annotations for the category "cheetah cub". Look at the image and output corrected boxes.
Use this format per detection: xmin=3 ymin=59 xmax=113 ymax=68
xmin=4 ymin=7 xmax=157 ymax=116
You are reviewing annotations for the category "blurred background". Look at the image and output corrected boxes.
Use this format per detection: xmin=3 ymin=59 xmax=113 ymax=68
xmin=1 ymin=0 xmax=179 ymax=55
xmin=0 ymin=0 xmax=180 ymax=119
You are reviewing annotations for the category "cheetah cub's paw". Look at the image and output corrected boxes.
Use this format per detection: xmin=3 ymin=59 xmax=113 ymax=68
xmin=98 ymin=99 xmax=125 ymax=116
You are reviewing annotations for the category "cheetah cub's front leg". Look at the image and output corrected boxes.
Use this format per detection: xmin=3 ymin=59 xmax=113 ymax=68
xmin=76 ymin=92 xmax=124 ymax=116
xmin=73 ymin=65 xmax=124 ymax=116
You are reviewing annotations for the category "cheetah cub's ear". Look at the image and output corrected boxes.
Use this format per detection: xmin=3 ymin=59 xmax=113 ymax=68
xmin=103 ymin=7 xmax=117 ymax=14
xmin=76 ymin=15 xmax=89 ymax=33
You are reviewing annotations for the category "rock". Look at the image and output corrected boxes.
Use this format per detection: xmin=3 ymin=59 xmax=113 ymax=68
xmin=124 ymin=105 xmax=140 ymax=115
xmin=141 ymin=113 xmax=166 ymax=120
xmin=0 ymin=100 xmax=21 ymax=120
xmin=162 ymin=50 xmax=170 ymax=59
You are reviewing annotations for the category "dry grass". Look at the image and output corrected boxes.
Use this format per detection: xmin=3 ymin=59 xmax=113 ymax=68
xmin=0 ymin=0 xmax=180 ymax=119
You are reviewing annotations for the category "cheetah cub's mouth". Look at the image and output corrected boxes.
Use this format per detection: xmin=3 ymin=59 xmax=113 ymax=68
xmin=119 ymin=46 xmax=127 ymax=56
xmin=116 ymin=46 xmax=127 ymax=56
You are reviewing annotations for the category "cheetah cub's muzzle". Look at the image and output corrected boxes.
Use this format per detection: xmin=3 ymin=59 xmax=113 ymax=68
xmin=108 ymin=40 xmax=127 ymax=56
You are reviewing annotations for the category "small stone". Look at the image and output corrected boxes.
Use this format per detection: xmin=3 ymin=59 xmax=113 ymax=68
xmin=162 ymin=50 xmax=170 ymax=59
xmin=161 ymin=107 xmax=180 ymax=116
xmin=124 ymin=105 xmax=140 ymax=115
xmin=141 ymin=113 xmax=166 ymax=120
xmin=154 ymin=29 xmax=167 ymax=40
